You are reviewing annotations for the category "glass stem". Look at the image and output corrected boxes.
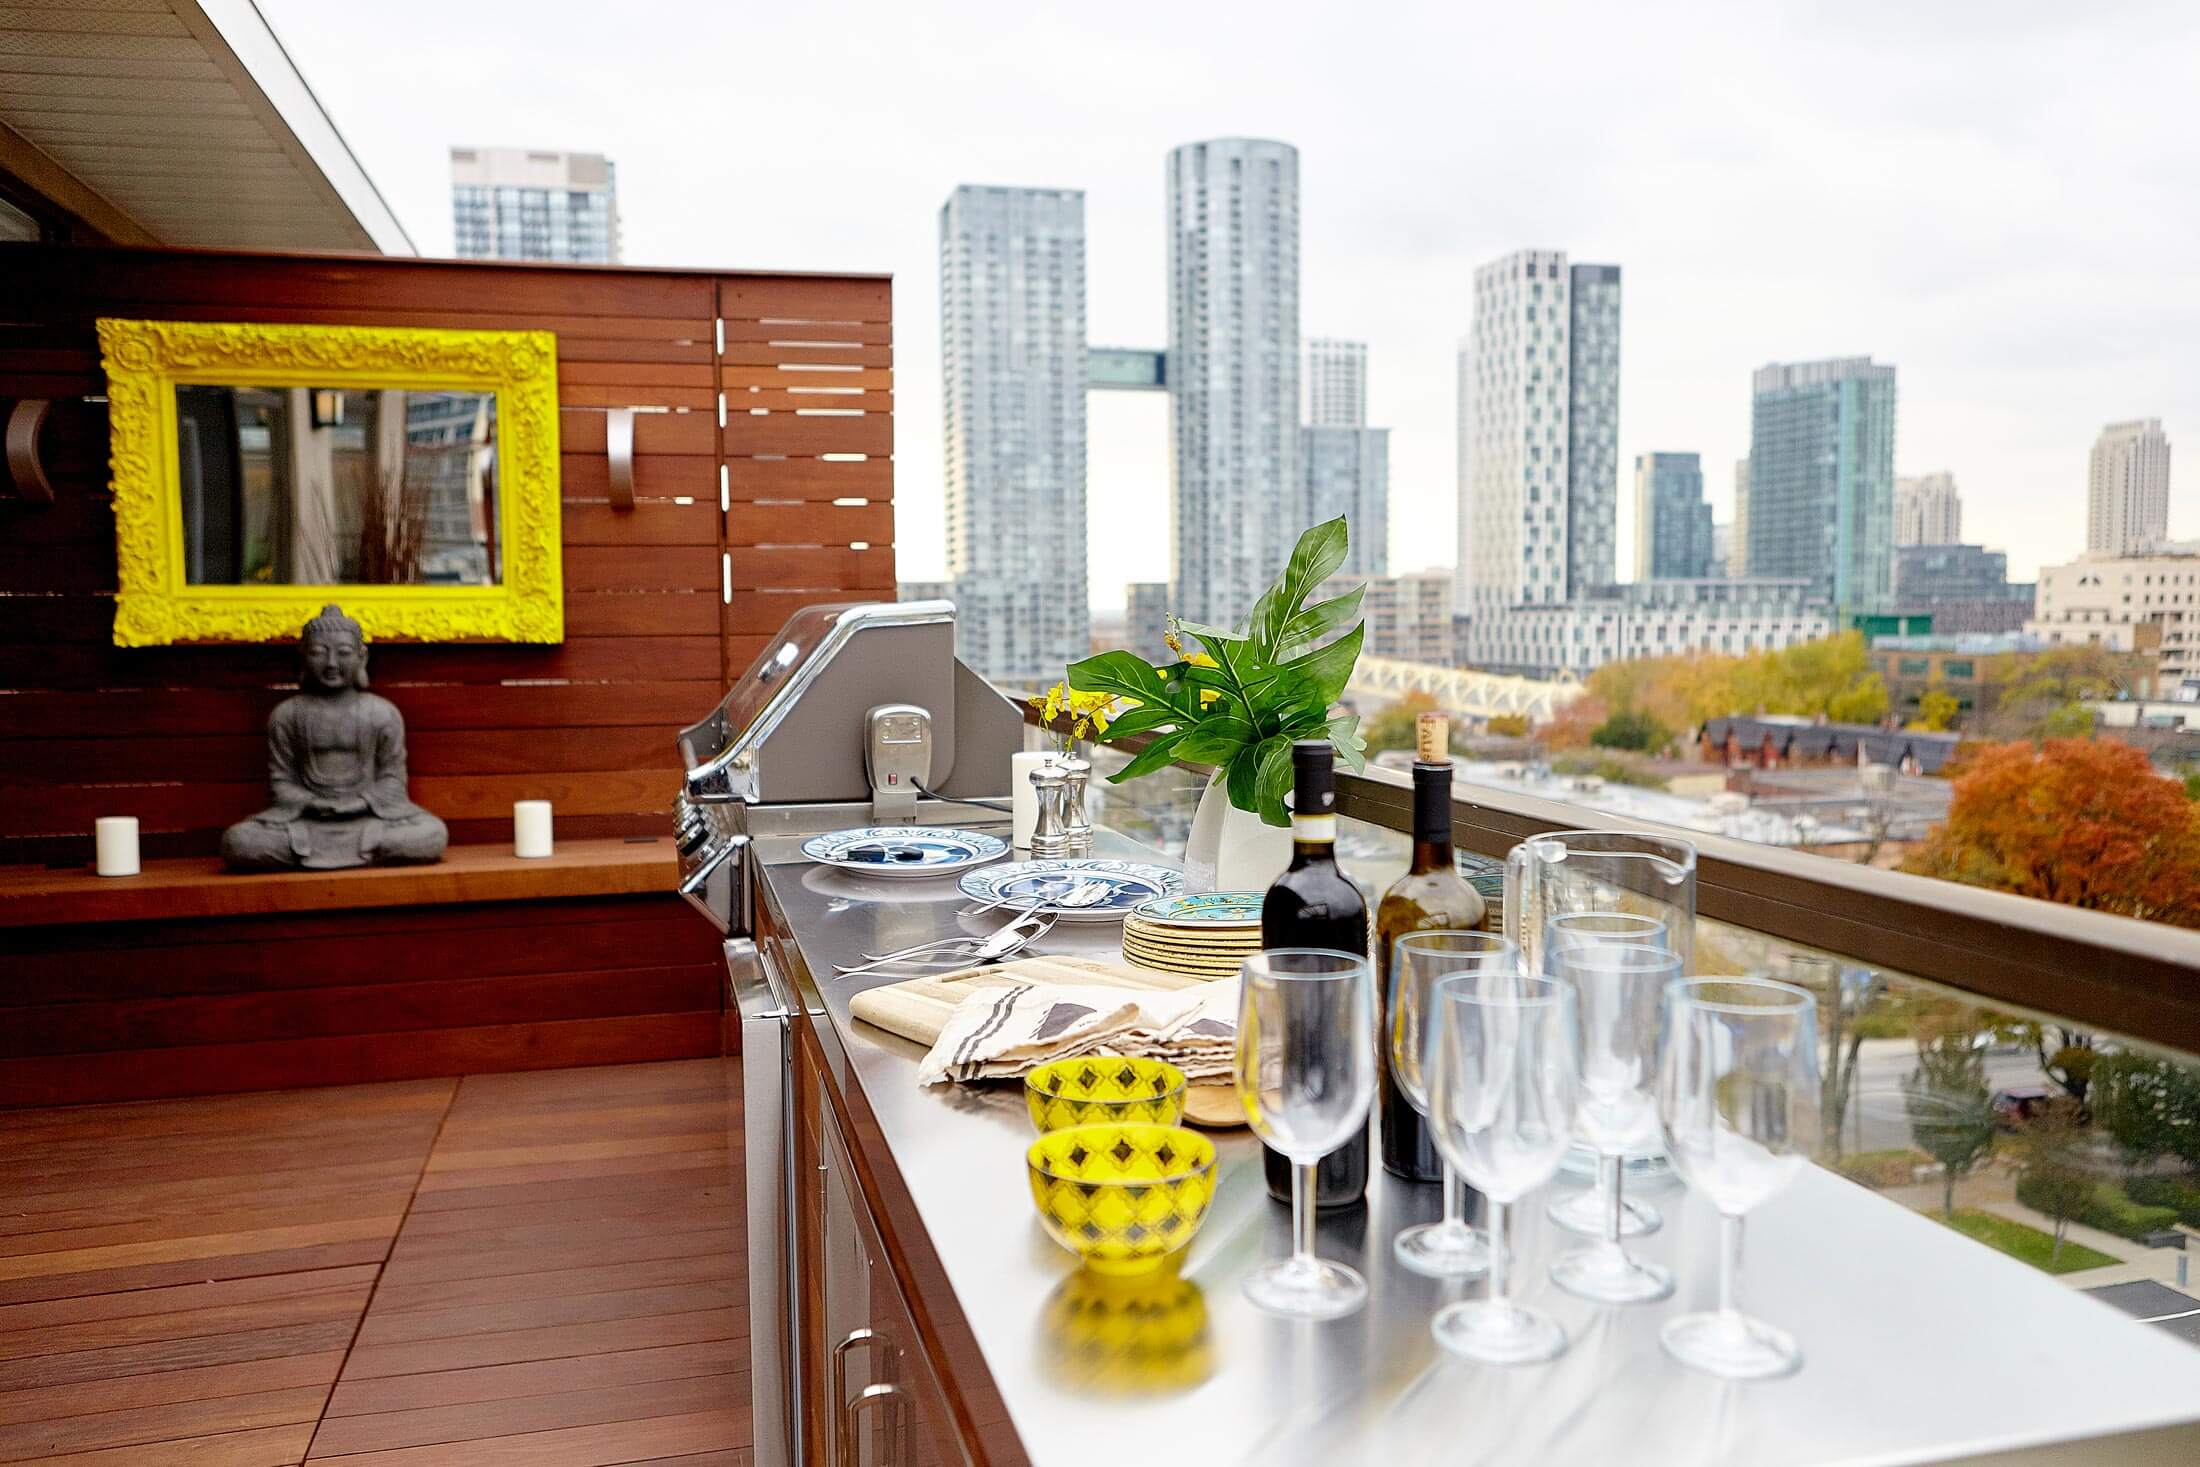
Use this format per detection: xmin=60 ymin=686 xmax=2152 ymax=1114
xmin=1487 ymin=1199 xmax=1509 ymax=1314
xmin=1442 ymin=1163 xmax=1463 ymax=1229
xmin=1719 ymin=1212 xmax=1743 ymax=1319
xmin=1602 ymin=1154 xmax=1624 ymax=1247
xmin=1294 ymin=1161 xmax=1317 ymax=1268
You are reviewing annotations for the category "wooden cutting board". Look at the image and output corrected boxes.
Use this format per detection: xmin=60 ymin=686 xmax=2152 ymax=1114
xmin=848 ymin=956 xmax=1243 ymax=1127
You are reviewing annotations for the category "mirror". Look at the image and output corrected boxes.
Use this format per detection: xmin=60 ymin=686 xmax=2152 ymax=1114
xmin=99 ymin=318 xmax=565 ymax=646
xmin=176 ymin=386 xmax=501 ymax=587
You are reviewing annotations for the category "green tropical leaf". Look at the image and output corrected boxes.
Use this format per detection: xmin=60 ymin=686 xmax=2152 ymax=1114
xmin=1278 ymin=622 xmax=1364 ymax=710
xmin=1253 ymin=735 xmax=1295 ymax=826
xmin=1104 ymin=729 xmax=1190 ymax=784
xmin=1325 ymin=712 xmax=1368 ymax=772
xmin=1068 ymin=651 xmax=1201 ymax=723
xmin=1098 ymin=703 xmax=1186 ymax=740
xmin=1251 ymin=518 xmax=1351 ymax=658
xmin=1275 ymin=584 xmax=1365 ymax=660
xmin=1067 ymin=649 xmax=1168 ymax=701
xmin=1174 ymin=715 xmax=1256 ymax=765
xmin=1224 ymin=741 xmax=1264 ymax=813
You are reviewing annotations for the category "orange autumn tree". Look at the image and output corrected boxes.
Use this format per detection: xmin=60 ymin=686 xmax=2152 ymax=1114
xmin=1903 ymin=739 xmax=2200 ymax=928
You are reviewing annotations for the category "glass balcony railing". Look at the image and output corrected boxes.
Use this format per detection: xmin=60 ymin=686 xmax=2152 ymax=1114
xmin=1048 ymin=708 xmax=2200 ymax=1347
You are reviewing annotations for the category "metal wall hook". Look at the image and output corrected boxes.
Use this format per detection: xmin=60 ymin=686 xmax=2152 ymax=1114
xmin=5 ymin=399 xmax=56 ymax=505
xmin=606 ymin=406 xmax=636 ymax=511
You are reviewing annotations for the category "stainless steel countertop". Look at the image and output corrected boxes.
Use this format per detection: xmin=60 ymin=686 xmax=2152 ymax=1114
xmin=758 ymin=823 xmax=2200 ymax=1467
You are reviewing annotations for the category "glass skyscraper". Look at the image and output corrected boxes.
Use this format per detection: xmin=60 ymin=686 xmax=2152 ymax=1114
xmin=1634 ymin=451 xmax=1713 ymax=580
xmin=1166 ymin=138 xmax=1300 ymax=627
xmin=1747 ymin=357 xmax=1897 ymax=612
xmin=938 ymin=185 xmax=1089 ymax=682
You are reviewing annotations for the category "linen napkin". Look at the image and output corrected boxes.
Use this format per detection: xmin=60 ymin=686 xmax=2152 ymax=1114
xmin=916 ymin=979 xmax=1240 ymax=1085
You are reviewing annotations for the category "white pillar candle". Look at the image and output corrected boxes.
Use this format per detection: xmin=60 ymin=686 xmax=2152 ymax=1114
xmin=513 ymin=800 xmax=554 ymax=859
xmin=1010 ymin=752 xmax=1059 ymax=848
xmin=94 ymin=816 xmax=140 ymax=877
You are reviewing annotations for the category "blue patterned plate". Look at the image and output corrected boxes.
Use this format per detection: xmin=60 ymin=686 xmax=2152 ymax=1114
xmin=957 ymin=859 xmax=1186 ymax=922
xmin=1131 ymin=891 xmax=1265 ymax=930
xmin=801 ymin=826 xmax=1007 ymax=879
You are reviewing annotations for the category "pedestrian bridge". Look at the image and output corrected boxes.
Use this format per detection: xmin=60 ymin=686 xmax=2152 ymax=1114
xmin=1347 ymin=656 xmax=1583 ymax=722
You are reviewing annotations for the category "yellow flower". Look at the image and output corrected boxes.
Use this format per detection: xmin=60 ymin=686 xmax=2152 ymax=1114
xmin=1184 ymin=651 xmax=1221 ymax=706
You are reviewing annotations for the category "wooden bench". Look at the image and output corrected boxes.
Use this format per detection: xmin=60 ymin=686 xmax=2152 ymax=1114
xmin=0 ymin=839 xmax=728 ymax=1108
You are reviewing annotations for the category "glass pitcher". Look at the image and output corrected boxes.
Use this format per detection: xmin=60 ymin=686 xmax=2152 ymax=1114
xmin=1504 ymin=830 xmax=1698 ymax=976
xmin=1508 ymin=829 xmax=1698 ymax=1214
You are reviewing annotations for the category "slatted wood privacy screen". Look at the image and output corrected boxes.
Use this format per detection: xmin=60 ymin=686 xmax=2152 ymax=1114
xmin=0 ymin=247 xmax=894 ymax=864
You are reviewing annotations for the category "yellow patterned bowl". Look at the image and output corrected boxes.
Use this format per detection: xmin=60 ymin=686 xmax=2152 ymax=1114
xmin=1024 ymin=1056 xmax=1188 ymax=1133
xmin=1026 ymin=1124 xmax=1217 ymax=1275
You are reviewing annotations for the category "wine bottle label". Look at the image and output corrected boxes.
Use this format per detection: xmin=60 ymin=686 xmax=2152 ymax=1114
xmin=1292 ymin=814 xmax=1337 ymax=842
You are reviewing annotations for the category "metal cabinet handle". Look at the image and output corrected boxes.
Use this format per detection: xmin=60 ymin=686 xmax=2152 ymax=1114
xmin=842 ymin=1381 xmax=906 ymax=1467
xmin=830 ymin=1326 xmax=881 ymax=1408
xmin=830 ymin=1327 xmax=886 ymax=1464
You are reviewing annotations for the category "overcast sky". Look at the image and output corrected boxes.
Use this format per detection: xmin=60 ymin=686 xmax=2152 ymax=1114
xmin=264 ymin=0 xmax=2199 ymax=605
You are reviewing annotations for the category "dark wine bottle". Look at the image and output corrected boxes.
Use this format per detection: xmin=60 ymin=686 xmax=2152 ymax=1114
xmin=1375 ymin=714 xmax=1487 ymax=1182
xmin=1261 ymin=740 xmax=1371 ymax=1209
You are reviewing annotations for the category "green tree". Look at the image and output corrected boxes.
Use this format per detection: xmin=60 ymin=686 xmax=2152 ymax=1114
xmin=2090 ymin=1051 xmax=2200 ymax=1173
xmin=1825 ymin=676 xmax=1891 ymax=726
xmin=2040 ymin=702 xmax=2095 ymax=738
xmin=1362 ymin=690 xmax=1464 ymax=755
xmin=1913 ymin=687 xmax=1960 ymax=733
xmin=2184 ymin=770 xmax=2200 ymax=801
xmin=1590 ymin=708 xmax=1670 ymax=753
xmin=1485 ymin=713 xmax=1530 ymax=738
xmin=2014 ymin=1100 xmax=2095 ymax=1262
xmin=1903 ymin=1025 xmax=1998 ymax=1218
xmin=1982 ymin=645 xmax=2148 ymax=741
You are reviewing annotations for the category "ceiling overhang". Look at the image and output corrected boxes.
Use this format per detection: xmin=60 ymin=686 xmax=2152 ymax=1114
xmin=0 ymin=0 xmax=413 ymax=253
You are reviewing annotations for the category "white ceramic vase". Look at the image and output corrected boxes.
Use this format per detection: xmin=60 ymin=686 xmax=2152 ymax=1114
xmin=1182 ymin=771 xmax=1293 ymax=893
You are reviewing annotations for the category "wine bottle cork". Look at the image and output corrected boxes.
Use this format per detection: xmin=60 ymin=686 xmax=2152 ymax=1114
xmin=1416 ymin=711 xmax=1448 ymax=764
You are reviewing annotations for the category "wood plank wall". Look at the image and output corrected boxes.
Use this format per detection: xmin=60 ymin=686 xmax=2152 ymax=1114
xmin=0 ymin=246 xmax=895 ymax=865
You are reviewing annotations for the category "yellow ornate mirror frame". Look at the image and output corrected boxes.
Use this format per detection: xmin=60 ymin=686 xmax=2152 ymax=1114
xmin=98 ymin=318 xmax=564 ymax=646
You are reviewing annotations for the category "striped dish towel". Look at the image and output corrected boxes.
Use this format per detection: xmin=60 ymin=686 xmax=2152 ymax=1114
xmin=915 ymin=980 xmax=1239 ymax=1086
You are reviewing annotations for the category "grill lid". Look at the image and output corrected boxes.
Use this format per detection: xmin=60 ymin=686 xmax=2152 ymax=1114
xmin=678 ymin=600 xmax=959 ymax=805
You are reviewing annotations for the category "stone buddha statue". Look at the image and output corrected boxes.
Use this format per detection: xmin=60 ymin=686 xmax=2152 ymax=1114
xmin=221 ymin=605 xmax=448 ymax=871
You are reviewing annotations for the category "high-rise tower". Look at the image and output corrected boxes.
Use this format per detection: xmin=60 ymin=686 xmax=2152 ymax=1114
xmin=1166 ymin=138 xmax=1300 ymax=626
xmin=1747 ymin=357 xmax=1897 ymax=611
xmin=2087 ymin=419 xmax=2172 ymax=555
xmin=1895 ymin=471 xmax=1962 ymax=547
xmin=939 ymin=185 xmax=1089 ymax=680
xmin=1454 ymin=249 xmax=1621 ymax=664
xmin=450 ymin=147 xmax=619 ymax=263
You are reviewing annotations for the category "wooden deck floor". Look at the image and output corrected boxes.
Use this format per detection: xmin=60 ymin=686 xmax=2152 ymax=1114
xmin=0 ymin=1059 xmax=750 ymax=1465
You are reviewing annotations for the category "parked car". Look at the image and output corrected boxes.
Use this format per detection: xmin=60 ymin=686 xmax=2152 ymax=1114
xmin=1991 ymin=1085 xmax=2056 ymax=1130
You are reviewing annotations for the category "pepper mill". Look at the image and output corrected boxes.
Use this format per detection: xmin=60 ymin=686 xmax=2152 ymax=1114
xmin=1028 ymin=761 xmax=1072 ymax=858
xmin=1060 ymin=756 xmax=1094 ymax=856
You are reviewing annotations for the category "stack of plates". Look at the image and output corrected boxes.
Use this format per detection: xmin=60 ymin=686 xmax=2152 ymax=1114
xmin=1121 ymin=892 xmax=1263 ymax=978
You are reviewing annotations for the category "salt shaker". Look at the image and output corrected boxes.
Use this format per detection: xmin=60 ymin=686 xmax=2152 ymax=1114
xmin=1028 ymin=761 xmax=1072 ymax=858
xmin=1060 ymin=756 xmax=1093 ymax=856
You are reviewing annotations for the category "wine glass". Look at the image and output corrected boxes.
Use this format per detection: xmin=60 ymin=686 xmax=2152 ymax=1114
xmin=1388 ymin=931 xmax=1519 ymax=1278
xmin=1547 ymin=942 xmax=1680 ymax=1303
xmin=1422 ymin=972 xmax=1580 ymax=1364
xmin=1235 ymin=949 xmax=1377 ymax=1320
xmin=1545 ymin=911 xmax=1671 ymax=1240
xmin=1657 ymin=977 xmax=1820 ymax=1379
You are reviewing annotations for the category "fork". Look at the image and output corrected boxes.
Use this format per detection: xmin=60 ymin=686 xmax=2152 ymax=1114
xmin=960 ymin=877 xmax=1113 ymax=919
xmin=832 ymin=908 xmax=1057 ymax=979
